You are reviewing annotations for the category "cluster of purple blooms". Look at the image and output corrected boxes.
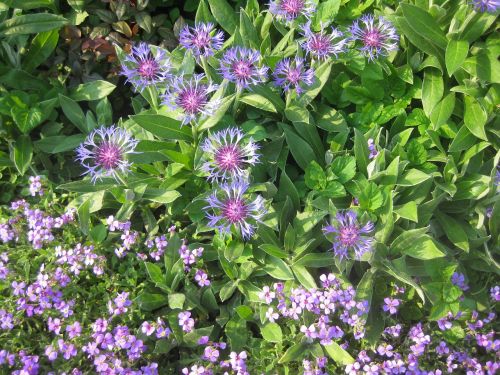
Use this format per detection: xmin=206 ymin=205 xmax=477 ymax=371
xmin=28 ymin=176 xmax=44 ymax=197
xmin=178 ymin=242 xmax=211 ymax=287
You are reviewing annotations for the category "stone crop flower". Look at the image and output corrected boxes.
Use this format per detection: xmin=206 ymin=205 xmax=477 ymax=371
xmin=120 ymin=42 xmax=171 ymax=92
xmin=179 ymin=22 xmax=224 ymax=58
xmin=323 ymin=210 xmax=374 ymax=260
xmin=75 ymin=126 xmax=139 ymax=183
xmin=269 ymin=0 xmax=315 ymax=22
xmin=301 ymin=21 xmax=347 ymax=60
xmin=349 ymin=14 xmax=399 ymax=60
xmin=220 ymin=47 xmax=268 ymax=89
xmin=162 ymin=73 xmax=219 ymax=125
xmin=273 ymin=57 xmax=314 ymax=95
xmin=205 ymin=179 xmax=266 ymax=240
xmin=200 ymin=127 xmax=259 ymax=182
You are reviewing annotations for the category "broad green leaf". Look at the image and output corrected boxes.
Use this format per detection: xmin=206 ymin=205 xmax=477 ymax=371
xmin=390 ymin=227 xmax=428 ymax=254
xmin=3 ymin=0 xmax=54 ymax=9
xmin=195 ymin=0 xmax=215 ymax=23
xmin=330 ymin=155 xmax=356 ymax=183
xmin=462 ymin=53 xmax=500 ymax=83
xmin=394 ymin=201 xmax=418 ymax=222
xmin=323 ymin=342 xmax=355 ymax=365
xmin=305 ymin=160 xmax=327 ymax=190
xmin=142 ymin=189 xmax=181 ymax=204
xmin=299 ymin=60 xmax=332 ymax=106
xmin=402 ymin=235 xmax=445 ymax=260
xmin=294 ymin=253 xmax=336 ymax=268
xmin=240 ymin=94 xmax=276 ymax=112
xmin=11 ymin=135 xmax=32 ymax=175
xmin=430 ymin=93 xmax=455 ymax=129
xmin=197 ymin=94 xmax=234 ymax=131
xmin=397 ymin=169 xmax=432 ymax=186
xmin=261 ymin=323 xmax=282 ymax=343
xmin=59 ymin=94 xmax=87 ymax=132
xmin=358 ymin=181 xmax=383 ymax=211
xmin=131 ymin=114 xmax=192 ymax=141
xmin=292 ymin=264 xmax=317 ymax=289
xmin=400 ymin=4 xmax=447 ymax=50
xmin=285 ymin=105 xmax=309 ymax=124
xmin=435 ymin=212 xmax=469 ymax=252
xmin=281 ymin=123 xmax=318 ymax=171
xmin=168 ymin=293 xmax=186 ymax=309
xmin=0 ymin=13 xmax=67 ymax=36
xmin=208 ymin=0 xmax=237 ymax=34
xmin=23 ymin=29 xmax=59 ymax=71
xmin=235 ymin=305 xmax=253 ymax=320
xmin=259 ymin=244 xmax=287 ymax=259
xmin=406 ymin=139 xmax=427 ymax=166
xmin=135 ymin=293 xmax=168 ymax=311
xmin=422 ymin=69 xmax=443 ymax=116
xmin=463 ymin=95 xmax=487 ymax=141
xmin=239 ymin=10 xmax=259 ymax=48
xmin=145 ymin=262 xmax=164 ymax=284
xmin=312 ymin=0 xmax=340 ymax=29
xmin=354 ymin=129 xmax=369 ymax=176
xmin=278 ymin=342 xmax=308 ymax=363
xmin=70 ymin=80 xmax=116 ymax=101
xmin=445 ymin=39 xmax=468 ymax=76
xmin=262 ymin=256 xmax=294 ymax=280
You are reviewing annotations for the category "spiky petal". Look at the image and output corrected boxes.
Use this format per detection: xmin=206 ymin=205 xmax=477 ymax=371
xmin=273 ymin=57 xmax=314 ymax=95
xmin=471 ymin=0 xmax=500 ymax=12
xmin=301 ymin=21 xmax=347 ymax=60
xmin=200 ymin=128 xmax=260 ymax=182
xmin=323 ymin=210 xmax=374 ymax=260
xmin=349 ymin=15 xmax=399 ymax=61
xmin=205 ymin=180 xmax=266 ymax=240
xmin=75 ymin=126 xmax=139 ymax=183
xmin=269 ymin=0 xmax=316 ymax=22
xmin=120 ymin=43 xmax=171 ymax=92
xmin=162 ymin=74 xmax=219 ymax=125
xmin=220 ymin=47 xmax=268 ymax=89
xmin=179 ymin=22 xmax=224 ymax=58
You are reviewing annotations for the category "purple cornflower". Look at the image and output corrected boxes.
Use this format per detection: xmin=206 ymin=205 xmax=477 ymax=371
xmin=451 ymin=272 xmax=469 ymax=291
xmin=349 ymin=14 xmax=399 ymax=61
xmin=269 ymin=0 xmax=315 ymax=22
xmin=75 ymin=125 xmax=139 ymax=183
xmin=301 ymin=21 xmax=347 ymax=60
xmin=29 ymin=176 xmax=44 ymax=196
xmin=368 ymin=139 xmax=378 ymax=159
xmin=194 ymin=269 xmax=211 ymax=287
xmin=178 ymin=311 xmax=195 ymax=332
xmin=220 ymin=47 xmax=268 ymax=88
xmin=273 ymin=57 xmax=314 ymax=95
xmin=200 ymin=128 xmax=260 ymax=182
xmin=162 ymin=74 xmax=219 ymax=125
xmin=120 ymin=42 xmax=171 ymax=92
xmin=382 ymin=297 xmax=400 ymax=315
xmin=472 ymin=0 xmax=500 ymax=12
xmin=179 ymin=22 xmax=224 ymax=58
xmin=323 ymin=210 xmax=374 ymax=260
xmin=205 ymin=179 xmax=266 ymax=240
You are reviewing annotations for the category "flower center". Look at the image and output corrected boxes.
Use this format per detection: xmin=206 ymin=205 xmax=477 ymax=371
xmin=222 ymin=198 xmax=248 ymax=223
xmin=281 ymin=0 xmax=304 ymax=17
xmin=286 ymin=68 xmax=301 ymax=84
xmin=96 ymin=142 xmax=122 ymax=170
xmin=193 ymin=32 xmax=210 ymax=48
xmin=339 ymin=225 xmax=359 ymax=247
xmin=310 ymin=35 xmax=330 ymax=53
xmin=215 ymin=145 xmax=242 ymax=171
xmin=363 ymin=30 xmax=381 ymax=47
xmin=178 ymin=88 xmax=207 ymax=114
xmin=232 ymin=60 xmax=253 ymax=79
xmin=138 ymin=59 xmax=158 ymax=80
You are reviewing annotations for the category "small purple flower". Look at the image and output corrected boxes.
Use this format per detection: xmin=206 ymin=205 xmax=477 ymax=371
xmin=266 ymin=307 xmax=279 ymax=323
xmin=162 ymin=74 xmax=219 ymax=126
xmin=205 ymin=179 xmax=266 ymax=240
xmin=323 ymin=210 xmax=374 ymax=260
xmin=194 ymin=269 xmax=211 ymax=287
xmin=141 ymin=321 xmax=155 ymax=336
xmin=349 ymin=14 xmax=399 ymax=61
xmin=75 ymin=125 xmax=139 ymax=183
xmin=179 ymin=22 xmax=224 ymax=58
xmin=121 ymin=42 xmax=171 ymax=92
xmin=383 ymin=297 xmax=400 ymax=315
xmin=178 ymin=311 xmax=195 ymax=333
xmin=490 ymin=286 xmax=500 ymax=302
xmin=451 ymin=272 xmax=469 ymax=291
xmin=269 ymin=0 xmax=315 ymax=22
xmin=472 ymin=0 xmax=500 ymax=12
xmin=301 ymin=21 xmax=347 ymax=60
xmin=220 ymin=47 xmax=268 ymax=89
xmin=273 ymin=57 xmax=314 ymax=95
xmin=368 ymin=138 xmax=378 ymax=159
xmin=200 ymin=128 xmax=260 ymax=182
xmin=29 ymin=176 xmax=44 ymax=197
xmin=66 ymin=321 xmax=82 ymax=338
xmin=45 ymin=345 xmax=58 ymax=361
xmin=203 ymin=346 xmax=220 ymax=363
xmin=258 ymin=286 xmax=275 ymax=304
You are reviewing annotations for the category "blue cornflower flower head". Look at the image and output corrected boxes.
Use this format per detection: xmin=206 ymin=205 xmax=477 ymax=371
xmin=269 ymin=0 xmax=315 ymax=23
xmin=301 ymin=21 xmax=347 ymax=60
xmin=472 ymin=0 xmax=500 ymax=12
xmin=205 ymin=179 xmax=266 ymax=240
xmin=161 ymin=73 xmax=220 ymax=126
xmin=349 ymin=14 xmax=399 ymax=61
xmin=179 ymin=22 xmax=225 ymax=58
xmin=120 ymin=42 xmax=171 ymax=92
xmin=200 ymin=128 xmax=260 ymax=182
xmin=323 ymin=210 xmax=374 ymax=260
xmin=495 ymin=167 xmax=500 ymax=187
xmin=75 ymin=126 xmax=139 ymax=184
xmin=220 ymin=47 xmax=269 ymax=89
xmin=272 ymin=57 xmax=315 ymax=95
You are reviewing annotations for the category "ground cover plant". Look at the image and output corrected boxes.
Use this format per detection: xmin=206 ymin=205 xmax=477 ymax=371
xmin=0 ymin=0 xmax=499 ymax=374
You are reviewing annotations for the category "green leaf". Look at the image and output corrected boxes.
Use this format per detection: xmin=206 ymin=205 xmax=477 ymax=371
xmin=435 ymin=212 xmax=469 ymax=252
xmin=235 ymin=305 xmax=254 ymax=320
xmin=11 ymin=106 xmax=42 ymax=133
xmin=430 ymin=93 xmax=455 ymax=129
xmin=59 ymin=94 xmax=87 ymax=133
xmin=278 ymin=342 xmax=308 ymax=363
xmin=197 ymin=94 xmax=234 ymax=131
xmin=262 ymin=256 xmax=294 ymax=280
xmin=445 ymin=39 xmax=468 ymax=76
xmin=281 ymin=123 xmax=318 ymax=171
xmin=330 ymin=155 xmax=356 ymax=183
xmin=260 ymin=323 xmax=283 ymax=343
xmin=0 ymin=13 xmax=66 ymax=36
xmin=292 ymin=264 xmax=317 ymax=289
xmin=305 ymin=160 xmax=327 ymax=190
xmin=323 ymin=342 xmax=355 ymax=365
xmin=131 ymin=114 xmax=192 ymax=141
xmin=285 ymin=105 xmax=309 ymax=124
xmin=406 ymin=139 xmax=427 ymax=166
xmin=145 ymin=262 xmax=164 ymax=284
xmin=2 ymin=0 xmax=54 ymax=10
xmin=394 ymin=201 xmax=418 ymax=222
xmin=400 ymin=4 xmax=447 ymax=50
xmin=422 ymin=69 xmax=444 ymax=116
xmin=239 ymin=10 xmax=259 ymax=48
xmin=142 ymin=189 xmax=181 ymax=204
xmin=358 ymin=181 xmax=383 ymax=211
xmin=390 ymin=227 xmax=428 ymax=254
xmin=354 ymin=129 xmax=369 ymax=176
xmin=11 ymin=135 xmax=32 ymax=175
xmin=69 ymin=80 xmax=116 ymax=101
xmin=397 ymin=169 xmax=432 ymax=186
xmin=208 ymin=0 xmax=237 ymax=34
xmin=402 ymin=235 xmax=445 ymax=260
xmin=463 ymin=95 xmax=487 ymax=141
xmin=299 ymin=60 xmax=332 ymax=106
xmin=135 ymin=293 xmax=168 ymax=311
xmin=240 ymin=94 xmax=276 ymax=112
xmin=168 ymin=293 xmax=186 ymax=309
xmin=23 ymin=29 xmax=59 ymax=71
xmin=57 ymin=181 xmax=115 ymax=193
xmin=259 ymin=244 xmax=287 ymax=259
xmin=312 ymin=0 xmax=340 ymax=29
xmin=294 ymin=253 xmax=335 ymax=268
xmin=195 ymin=0 xmax=215 ymax=23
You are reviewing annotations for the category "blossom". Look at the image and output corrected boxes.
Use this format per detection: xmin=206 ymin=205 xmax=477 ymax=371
xmin=120 ymin=42 xmax=171 ymax=91
xmin=220 ymin=47 xmax=268 ymax=88
xmin=179 ymin=22 xmax=224 ymax=58
xmin=162 ymin=73 xmax=219 ymax=125
xmin=269 ymin=0 xmax=315 ymax=22
xmin=194 ymin=269 xmax=211 ymax=287
xmin=178 ymin=311 xmax=195 ymax=332
xmin=382 ymin=298 xmax=400 ymax=315
xmin=258 ymin=286 xmax=275 ymax=304
xmin=472 ymin=0 xmax=500 ymax=12
xmin=490 ymin=286 xmax=500 ymax=301
xmin=200 ymin=128 xmax=260 ymax=182
xmin=75 ymin=126 xmax=139 ymax=183
xmin=205 ymin=179 xmax=266 ymax=240
xmin=266 ymin=307 xmax=279 ymax=323
xmin=301 ymin=21 xmax=347 ymax=60
xmin=273 ymin=57 xmax=314 ymax=95
xmin=323 ymin=210 xmax=374 ymax=260
xmin=349 ymin=14 xmax=399 ymax=60
xmin=451 ymin=272 xmax=469 ymax=291
xmin=368 ymin=139 xmax=378 ymax=159
xmin=29 ymin=176 xmax=44 ymax=197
